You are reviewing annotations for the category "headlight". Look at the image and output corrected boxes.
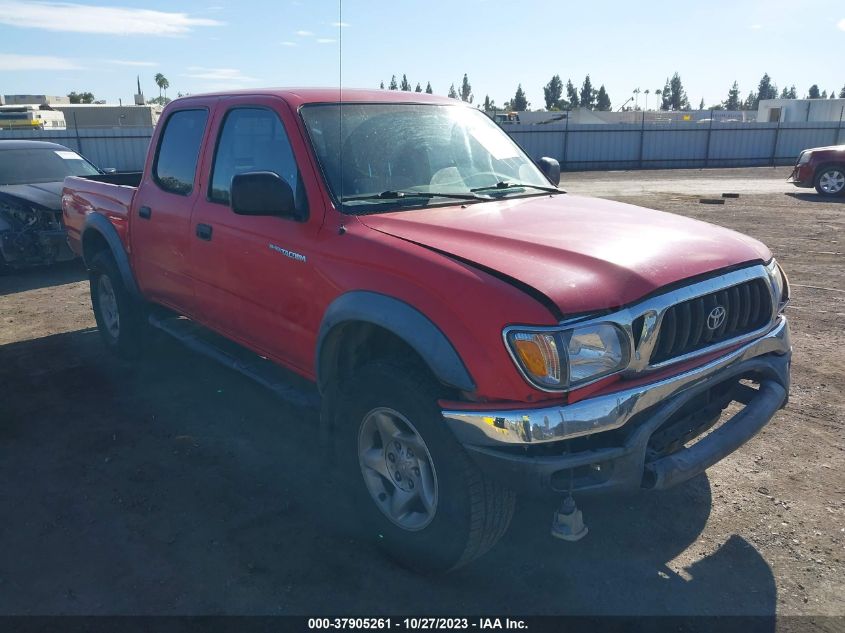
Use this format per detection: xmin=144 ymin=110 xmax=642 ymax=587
xmin=766 ymin=259 xmax=790 ymax=311
xmin=797 ymin=151 xmax=812 ymax=165
xmin=505 ymin=323 xmax=630 ymax=391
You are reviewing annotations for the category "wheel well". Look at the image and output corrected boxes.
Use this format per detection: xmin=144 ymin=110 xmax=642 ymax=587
xmin=815 ymin=162 xmax=845 ymax=177
xmin=319 ymin=321 xmax=450 ymax=396
xmin=81 ymin=229 xmax=110 ymax=267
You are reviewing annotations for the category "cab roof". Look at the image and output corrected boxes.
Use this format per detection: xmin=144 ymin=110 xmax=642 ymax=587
xmin=170 ymin=87 xmax=461 ymax=109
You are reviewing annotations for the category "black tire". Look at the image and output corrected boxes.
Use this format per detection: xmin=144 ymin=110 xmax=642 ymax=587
xmin=334 ymin=360 xmax=515 ymax=573
xmin=89 ymin=251 xmax=147 ymax=357
xmin=814 ymin=165 xmax=845 ymax=197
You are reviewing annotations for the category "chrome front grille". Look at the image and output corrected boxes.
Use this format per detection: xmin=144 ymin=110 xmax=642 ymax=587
xmin=650 ymin=278 xmax=773 ymax=365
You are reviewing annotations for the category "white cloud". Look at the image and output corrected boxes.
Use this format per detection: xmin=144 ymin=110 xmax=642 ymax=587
xmin=0 ymin=53 xmax=82 ymax=70
xmin=316 ymin=38 xmax=336 ymax=44
xmin=0 ymin=1 xmax=223 ymax=36
xmin=295 ymin=30 xmax=313 ymax=36
xmin=838 ymin=18 xmax=845 ymax=31
xmin=184 ymin=66 xmax=258 ymax=83
xmin=330 ymin=21 xmax=350 ymax=27
xmin=280 ymin=41 xmax=297 ymax=47
xmin=107 ymin=59 xmax=157 ymax=67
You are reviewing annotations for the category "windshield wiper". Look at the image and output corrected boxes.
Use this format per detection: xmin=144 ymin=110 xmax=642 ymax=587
xmin=341 ymin=190 xmax=487 ymax=203
xmin=470 ymin=181 xmax=563 ymax=195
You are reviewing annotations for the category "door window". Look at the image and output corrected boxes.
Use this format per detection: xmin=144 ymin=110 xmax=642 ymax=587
xmin=209 ymin=107 xmax=306 ymax=214
xmin=152 ymin=109 xmax=208 ymax=195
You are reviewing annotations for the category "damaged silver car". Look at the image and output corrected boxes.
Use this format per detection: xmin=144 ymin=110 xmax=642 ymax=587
xmin=0 ymin=140 xmax=102 ymax=270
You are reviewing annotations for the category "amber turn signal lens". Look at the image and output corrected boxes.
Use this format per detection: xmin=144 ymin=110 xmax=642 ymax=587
xmin=513 ymin=338 xmax=549 ymax=377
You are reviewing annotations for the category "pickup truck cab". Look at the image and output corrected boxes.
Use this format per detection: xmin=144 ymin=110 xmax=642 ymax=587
xmin=63 ymin=89 xmax=791 ymax=572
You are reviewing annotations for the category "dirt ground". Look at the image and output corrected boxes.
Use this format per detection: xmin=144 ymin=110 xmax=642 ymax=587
xmin=0 ymin=167 xmax=842 ymax=618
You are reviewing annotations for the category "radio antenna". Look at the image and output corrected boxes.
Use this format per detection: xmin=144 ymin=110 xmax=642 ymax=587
xmin=337 ymin=0 xmax=343 ymax=209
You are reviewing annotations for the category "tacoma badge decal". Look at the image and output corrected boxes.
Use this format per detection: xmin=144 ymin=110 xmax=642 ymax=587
xmin=269 ymin=243 xmax=307 ymax=263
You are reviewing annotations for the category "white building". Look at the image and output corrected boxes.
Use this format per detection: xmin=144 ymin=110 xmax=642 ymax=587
xmin=757 ymin=98 xmax=845 ymax=123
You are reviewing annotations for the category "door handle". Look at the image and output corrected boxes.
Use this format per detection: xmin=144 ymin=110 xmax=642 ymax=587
xmin=196 ymin=223 xmax=213 ymax=241
xmin=138 ymin=206 xmax=151 ymax=219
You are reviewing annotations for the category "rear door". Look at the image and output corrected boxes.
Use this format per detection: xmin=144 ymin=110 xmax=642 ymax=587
xmin=130 ymin=106 xmax=211 ymax=315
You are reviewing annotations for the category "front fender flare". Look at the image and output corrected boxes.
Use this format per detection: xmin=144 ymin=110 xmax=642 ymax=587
xmin=81 ymin=213 xmax=141 ymax=300
xmin=316 ymin=291 xmax=475 ymax=393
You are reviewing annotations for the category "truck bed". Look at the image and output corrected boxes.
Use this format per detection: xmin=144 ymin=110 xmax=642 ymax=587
xmin=62 ymin=174 xmax=138 ymax=256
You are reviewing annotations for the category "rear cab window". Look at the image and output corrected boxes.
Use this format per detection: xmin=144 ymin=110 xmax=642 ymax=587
xmin=153 ymin=109 xmax=208 ymax=195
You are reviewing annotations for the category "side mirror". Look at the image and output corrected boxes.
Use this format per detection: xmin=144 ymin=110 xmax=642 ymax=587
xmin=537 ymin=157 xmax=561 ymax=186
xmin=231 ymin=171 xmax=297 ymax=218
xmin=101 ymin=167 xmax=117 ymax=174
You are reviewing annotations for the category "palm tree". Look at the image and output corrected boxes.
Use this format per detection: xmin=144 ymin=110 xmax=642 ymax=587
xmin=633 ymin=87 xmax=641 ymax=110
xmin=161 ymin=77 xmax=170 ymax=100
xmin=655 ymin=88 xmax=663 ymax=110
xmin=154 ymin=73 xmax=168 ymax=100
xmin=644 ymin=88 xmax=650 ymax=111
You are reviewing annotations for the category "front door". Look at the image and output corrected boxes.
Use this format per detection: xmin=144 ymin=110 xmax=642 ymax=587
xmin=190 ymin=99 xmax=322 ymax=375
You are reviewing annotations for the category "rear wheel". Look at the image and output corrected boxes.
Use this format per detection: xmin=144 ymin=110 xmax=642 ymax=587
xmin=335 ymin=360 xmax=515 ymax=573
xmin=89 ymin=251 xmax=147 ymax=357
xmin=814 ymin=166 xmax=845 ymax=197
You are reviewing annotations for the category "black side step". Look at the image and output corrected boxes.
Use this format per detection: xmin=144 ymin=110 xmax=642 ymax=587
xmin=148 ymin=314 xmax=321 ymax=410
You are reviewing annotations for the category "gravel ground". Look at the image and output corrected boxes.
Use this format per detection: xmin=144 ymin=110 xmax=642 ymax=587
xmin=0 ymin=167 xmax=842 ymax=618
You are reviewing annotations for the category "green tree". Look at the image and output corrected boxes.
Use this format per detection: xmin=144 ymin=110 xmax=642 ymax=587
xmin=483 ymin=95 xmax=495 ymax=112
xmin=379 ymin=81 xmax=384 ymax=89
xmin=543 ymin=74 xmax=563 ymax=110
xmin=807 ymin=84 xmax=821 ymax=99
xmin=67 ymin=91 xmax=95 ymax=104
xmin=388 ymin=75 xmax=398 ymax=90
xmin=565 ymin=79 xmax=579 ymax=108
xmin=724 ymin=81 xmax=741 ymax=110
xmin=400 ymin=74 xmax=411 ymax=91
xmin=511 ymin=84 xmax=528 ymax=111
xmin=821 ymin=89 xmax=828 ymax=99
xmin=595 ymin=85 xmax=611 ymax=111
xmin=154 ymin=73 xmax=169 ymax=100
xmin=447 ymin=83 xmax=458 ymax=99
xmin=757 ymin=73 xmax=778 ymax=104
xmin=780 ymin=85 xmax=797 ymax=99
xmin=741 ymin=91 xmax=757 ymax=110
xmin=699 ymin=97 xmax=705 ymax=110
xmin=425 ymin=82 xmax=433 ymax=94
xmin=414 ymin=82 xmax=422 ymax=93
xmin=459 ymin=73 xmax=473 ymax=103
xmin=840 ymin=85 xmax=845 ymax=98
xmin=667 ymin=72 xmax=689 ymax=110
xmin=579 ymin=75 xmax=595 ymax=110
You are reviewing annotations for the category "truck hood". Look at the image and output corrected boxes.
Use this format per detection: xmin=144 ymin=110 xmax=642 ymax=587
xmin=0 ymin=181 xmax=63 ymax=211
xmin=358 ymin=194 xmax=771 ymax=316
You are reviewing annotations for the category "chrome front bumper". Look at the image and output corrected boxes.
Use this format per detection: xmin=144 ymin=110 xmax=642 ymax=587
xmin=442 ymin=316 xmax=790 ymax=447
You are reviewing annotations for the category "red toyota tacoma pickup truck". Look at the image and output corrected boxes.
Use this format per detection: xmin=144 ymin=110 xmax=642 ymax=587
xmin=62 ymin=89 xmax=791 ymax=572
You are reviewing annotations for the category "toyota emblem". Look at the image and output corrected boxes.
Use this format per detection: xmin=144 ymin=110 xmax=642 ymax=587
xmin=707 ymin=305 xmax=727 ymax=330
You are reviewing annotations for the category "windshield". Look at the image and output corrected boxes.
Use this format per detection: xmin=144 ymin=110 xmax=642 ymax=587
xmin=0 ymin=148 xmax=100 ymax=185
xmin=300 ymin=103 xmax=551 ymax=213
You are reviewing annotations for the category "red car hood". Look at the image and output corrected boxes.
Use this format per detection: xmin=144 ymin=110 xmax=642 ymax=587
xmin=358 ymin=194 xmax=771 ymax=316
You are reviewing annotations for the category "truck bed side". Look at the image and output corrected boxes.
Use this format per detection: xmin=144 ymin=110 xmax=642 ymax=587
xmin=61 ymin=174 xmax=139 ymax=257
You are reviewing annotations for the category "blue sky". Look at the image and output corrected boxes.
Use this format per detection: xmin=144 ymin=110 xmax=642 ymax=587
xmin=1 ymin=0 xmax=843 ymax=109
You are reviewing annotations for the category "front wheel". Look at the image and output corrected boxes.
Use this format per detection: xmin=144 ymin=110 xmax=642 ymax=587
xmin=814 ymin=166 xmax=845 ymax=197
xmin=335 ymin=360 xmax=515 ymax=573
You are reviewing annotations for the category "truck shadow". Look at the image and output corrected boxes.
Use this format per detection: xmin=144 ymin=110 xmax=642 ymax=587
xmin=0 ymin=329 xmax=776 ymax=618
xmin=784 ymin=192 xmax=845 ymax=204
xmin=0 ymin=259 xmax=87 ymax=296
